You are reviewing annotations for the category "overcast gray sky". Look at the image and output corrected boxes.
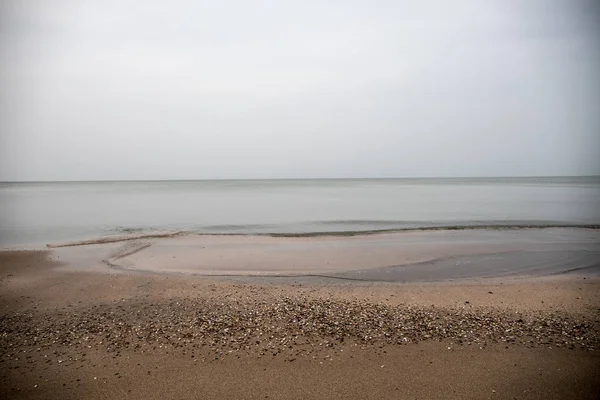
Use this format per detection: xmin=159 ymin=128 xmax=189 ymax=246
xmin=1 ymin=0 xmax=598 ymax=181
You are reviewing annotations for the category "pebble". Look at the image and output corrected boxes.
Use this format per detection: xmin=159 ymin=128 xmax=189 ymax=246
xmin=0 ymin=295 xmax=598 ymax=362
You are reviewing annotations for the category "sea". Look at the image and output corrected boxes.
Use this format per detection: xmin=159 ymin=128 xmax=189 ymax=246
xmin=1 ymin=176 xmax=599 ymax=248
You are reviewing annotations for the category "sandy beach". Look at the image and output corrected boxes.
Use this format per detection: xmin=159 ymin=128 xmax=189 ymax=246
xmin=3 ymin=0 xmax=599 ymax=395
xmin=1 ymin=230 xmax=600 ymax=400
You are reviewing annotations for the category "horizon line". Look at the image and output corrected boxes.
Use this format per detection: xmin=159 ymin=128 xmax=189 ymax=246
xmin=1 ymin=174 xmax=600 ymax=184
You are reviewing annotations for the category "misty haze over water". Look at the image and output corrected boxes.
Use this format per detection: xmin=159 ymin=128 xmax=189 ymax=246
xmin=1 ymin=176 xmax=599 ymax=247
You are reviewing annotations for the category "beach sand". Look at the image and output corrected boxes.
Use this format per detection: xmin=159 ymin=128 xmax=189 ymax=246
xmin=1 ymin=244 xmax=599 ymax=399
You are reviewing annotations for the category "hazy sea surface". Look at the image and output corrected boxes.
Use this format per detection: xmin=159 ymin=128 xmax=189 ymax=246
xmin=1 ymin=177 xmax=599 ymax=247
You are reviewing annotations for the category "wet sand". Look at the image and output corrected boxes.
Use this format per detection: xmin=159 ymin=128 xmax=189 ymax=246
xmin=2 ymin=229 xmax=600 ymax=399
xmin=46 ymin=228 xmax=600 ymax=279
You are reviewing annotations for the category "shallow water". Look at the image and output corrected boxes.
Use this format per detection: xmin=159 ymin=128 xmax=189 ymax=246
xmin=1 ymin=177 xmax=599 ymax=247
xmin=49 ymin=228 xmax=600 ymax=281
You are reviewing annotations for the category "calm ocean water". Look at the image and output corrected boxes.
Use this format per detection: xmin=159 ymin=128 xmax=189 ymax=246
xmin=1 ymin=177 xmax=599 ymax=247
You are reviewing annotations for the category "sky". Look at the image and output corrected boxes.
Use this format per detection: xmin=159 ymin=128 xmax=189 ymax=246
xmin=0 ymin=0 xmax=599 ymax=181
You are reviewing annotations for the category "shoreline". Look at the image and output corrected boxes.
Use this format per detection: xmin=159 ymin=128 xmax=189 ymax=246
xmin=43 ymin=224 xmax=600 ymax=248
xmin=1 ymin=224 xmax=599 ymax=252
xmin=1 ymin=250 xmax=600 ymax=399
xmin=40 ymin=228 xmax=600 ymax=280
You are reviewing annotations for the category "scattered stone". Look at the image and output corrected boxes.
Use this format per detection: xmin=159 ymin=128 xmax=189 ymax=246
xmin=0 ymin=295 xmax=598 ymax=361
